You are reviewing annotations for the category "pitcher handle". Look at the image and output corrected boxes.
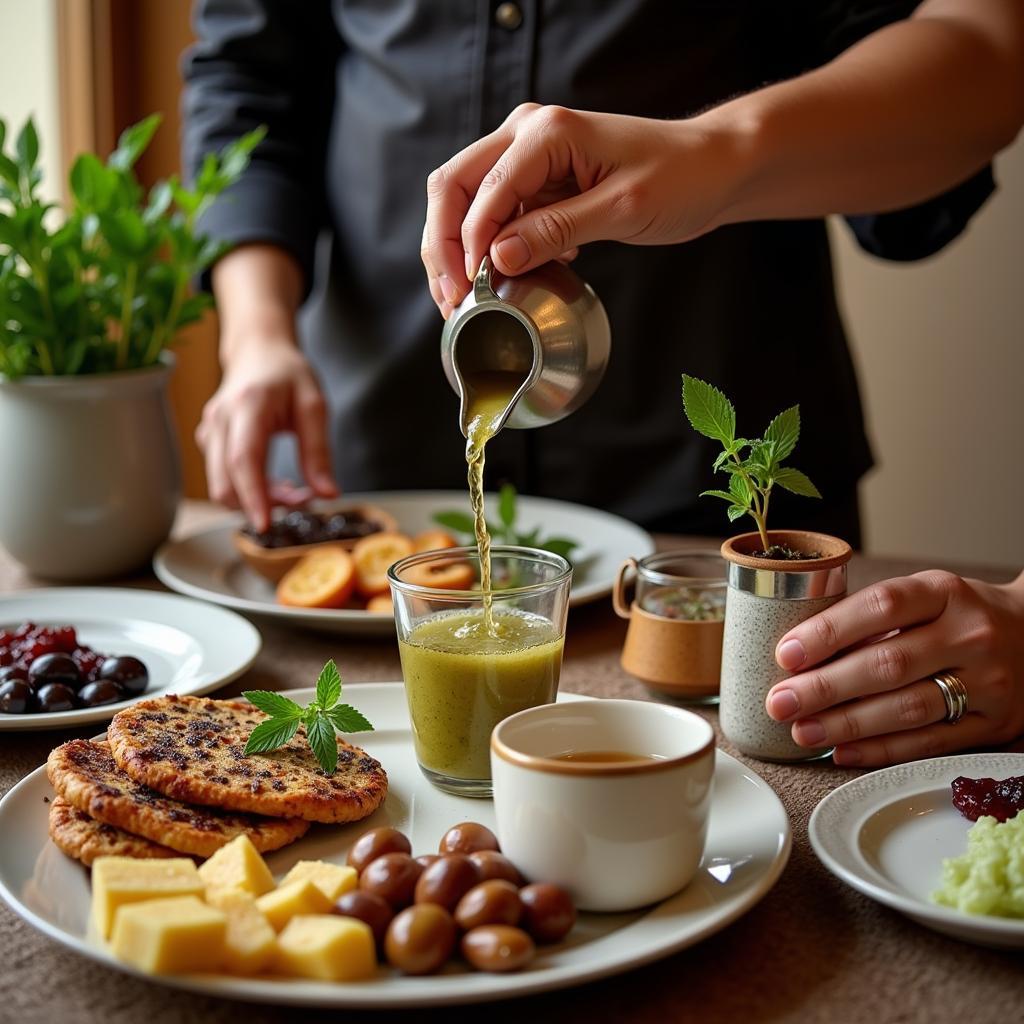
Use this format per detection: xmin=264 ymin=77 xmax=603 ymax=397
xmin=612 ymin=557 xmax=638 ymax=619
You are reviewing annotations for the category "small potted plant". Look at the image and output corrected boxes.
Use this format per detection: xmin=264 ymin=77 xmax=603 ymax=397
xmin=682 ymin=375 xmax=852 ymax=761
xmin=0 ymin=115 xmax=262 ymax=579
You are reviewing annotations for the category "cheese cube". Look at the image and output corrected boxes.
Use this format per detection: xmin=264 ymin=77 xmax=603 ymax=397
xmin=256 ymin=878 xmax=333 ymax=931
xmin=198 ymin=835 xmax=275 ymax=897
xmin=280 ymin=860 xmax=358 ymax=903
xmin=91 ymin=857 xmax=204 ymax=939
xmin=205 ymin=887 xmax=277 ymax=975
xmin=275 ymin=914 xmax=376 ymax=981
xmin=110 ymin=895 xmax=226 ymax=974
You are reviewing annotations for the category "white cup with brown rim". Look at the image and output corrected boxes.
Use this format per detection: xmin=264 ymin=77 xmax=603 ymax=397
xmin=490 ymin=699 xmax=715 ymax=912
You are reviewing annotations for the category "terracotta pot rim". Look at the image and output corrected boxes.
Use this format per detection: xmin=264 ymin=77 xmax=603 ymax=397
xmin=720 ymin=530 xmax=852 ymax=573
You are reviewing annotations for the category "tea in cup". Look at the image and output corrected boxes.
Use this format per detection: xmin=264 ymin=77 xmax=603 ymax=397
xmin=389 ymin=545 xmax=571 ymax=798
xmin=490 ymin=699 xmax=715 ymax=911
xmin=613 ymin=551 xmax=726 ymax=703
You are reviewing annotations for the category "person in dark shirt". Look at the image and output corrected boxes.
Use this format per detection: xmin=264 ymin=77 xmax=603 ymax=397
xmin=183 ymin=0 xmax=1024 ymax=765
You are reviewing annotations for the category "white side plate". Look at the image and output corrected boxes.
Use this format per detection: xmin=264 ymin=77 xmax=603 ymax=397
xmin=154 ymin=491 xmax=655 ymax=635
xmin=0 ymin=588 xmax=261 ymax=731
xmin=809 ymin=752 xmax=1024 ymax=948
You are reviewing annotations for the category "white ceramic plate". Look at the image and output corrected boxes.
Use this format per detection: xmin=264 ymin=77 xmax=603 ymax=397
xmin=809 ymin=752 xmax=1024 ymax=949
xmin=0 ymin=589 xmax=261 ymax=732
xmin=153 ymin=491 xmax=655 ymax=635
xmin=0 ymin=684 xmax=790 ymax=1008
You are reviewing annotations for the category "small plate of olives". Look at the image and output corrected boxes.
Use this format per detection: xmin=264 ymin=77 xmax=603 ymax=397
xmin=0 ymin=588 xmax=261 ymax=730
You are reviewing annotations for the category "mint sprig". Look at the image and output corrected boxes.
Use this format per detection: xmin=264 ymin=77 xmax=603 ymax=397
xmin=242 ymin=660 xmax=373 ymax=774
xmin=682 ymin=375 xmax=821 ymax=552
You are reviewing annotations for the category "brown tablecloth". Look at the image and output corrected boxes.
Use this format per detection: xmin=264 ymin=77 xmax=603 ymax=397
xmin=1 ymin=504 xmax=1021 ymax=1024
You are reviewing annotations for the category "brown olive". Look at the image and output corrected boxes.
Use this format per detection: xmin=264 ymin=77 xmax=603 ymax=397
xmin=333 ymin=889 xmax=394 ymax=948
xmin=415 ymin=853 xmax=441 ymax=871
xmin=519 ymin=883 xmax=576 ymax=943
xmin=467 ymin=849 xmax=523 ymax=886
xmin=414 ymin=853 xmax=480 ymax=911
xmin=384 ymin=904 xmax=457 ymax=975
xmin=347 ymin=826 xmax=412 ymax=874
xmin=439 ymin=821 xmax=500 ymax=855
xmin=461 ymin=925 xmax=535 ymax=973
xmin=358 ymin=852 xmax=423 ymax=909
xmin=454 ymin=880 xmax=522 ymax=931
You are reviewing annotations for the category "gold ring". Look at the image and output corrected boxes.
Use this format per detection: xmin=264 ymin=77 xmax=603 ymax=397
xmin=932 ymin=672 xmax=969 ymax=724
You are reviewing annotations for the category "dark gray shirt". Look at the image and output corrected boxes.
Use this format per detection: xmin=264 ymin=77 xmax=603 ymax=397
xmin=183 ymin=0 xmax=992 ymax=536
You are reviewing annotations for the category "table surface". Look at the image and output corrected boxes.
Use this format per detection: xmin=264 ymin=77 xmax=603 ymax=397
xmin=1 ymin=503 xmax=1021 ymax=1024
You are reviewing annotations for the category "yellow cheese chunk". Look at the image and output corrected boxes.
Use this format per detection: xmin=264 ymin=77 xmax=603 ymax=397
xmin=205 ymin=887 xmax=277 ymax=975
xmin=198 ymin=834 xmax=274 ymax=897
xmin=256 ymin=878 xmax=333 ymax=931
xmin=275 ymin=914 xmax=376 ymax=982
xmin=110 ymin=895 xmax=226 ymax=975
xmin=91 ymin=856 xmax=204 ymax=940
xmin=280 ymin=860 xmax=358 ymax=903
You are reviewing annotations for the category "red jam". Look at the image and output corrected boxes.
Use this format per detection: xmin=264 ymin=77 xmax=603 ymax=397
xmin=951 ymin=775 xmax=1024 ymax=823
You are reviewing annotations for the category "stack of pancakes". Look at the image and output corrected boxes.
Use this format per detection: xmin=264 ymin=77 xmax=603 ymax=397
xmin=47 ymin=694 xmax=388 ymax=866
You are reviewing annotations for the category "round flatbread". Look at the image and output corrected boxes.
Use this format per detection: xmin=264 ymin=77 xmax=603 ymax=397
xmin=107 ymin=695 xmax=387 ymax=824
xmin=47 ymin=739 xmax=310 ymax=857
xmin=48 ymin=796 xmax=178 ymax=866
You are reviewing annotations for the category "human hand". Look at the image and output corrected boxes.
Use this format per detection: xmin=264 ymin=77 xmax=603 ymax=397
xmin=421 ymin=103 xmax=740 ymax=317
xmin=764 ymin=570 xmax=1024 ymax=766
xmin=196 ymin=334 xmax=337 ymax=533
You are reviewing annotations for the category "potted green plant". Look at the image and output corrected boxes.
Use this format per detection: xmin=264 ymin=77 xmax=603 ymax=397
xmin=682 ymin=375 xmax=852 ymax=761
xmin=0 ymin=115 xmax=262 ymax=579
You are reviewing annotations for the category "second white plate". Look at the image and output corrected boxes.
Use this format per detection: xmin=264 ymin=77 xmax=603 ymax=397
xmin=153 ymin=491 xmax=655 ymax=635
xmin=809 ymin=752 xmax=1024 ymax=949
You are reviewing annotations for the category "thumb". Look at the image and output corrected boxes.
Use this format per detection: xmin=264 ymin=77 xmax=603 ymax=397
xmin=489 ymin=185 xmax=618 ymax=275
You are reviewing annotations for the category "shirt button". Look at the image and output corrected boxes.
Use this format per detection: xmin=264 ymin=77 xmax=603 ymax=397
xmin=494 ymin=2 xmax=523 ymax=31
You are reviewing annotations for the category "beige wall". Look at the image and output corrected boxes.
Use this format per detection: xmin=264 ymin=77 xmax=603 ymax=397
xmin=831 ymin=135 xmax=1024 ymax=568
xmin=0 ymin=0 xmax=60 ymax=201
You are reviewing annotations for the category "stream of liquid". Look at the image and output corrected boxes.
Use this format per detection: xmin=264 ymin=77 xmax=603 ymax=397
xmin=463 ymin=370 xmax=525 ymax=632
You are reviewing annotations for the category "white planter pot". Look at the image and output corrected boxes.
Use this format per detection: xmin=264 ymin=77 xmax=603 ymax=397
xmin=0 ymin=357 xmax=181 ymax=580
xmin=718 ymin=530 xmax=853 ymax=762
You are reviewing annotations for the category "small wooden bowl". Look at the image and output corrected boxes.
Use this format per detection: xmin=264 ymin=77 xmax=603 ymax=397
xmin=232 ymin=504 xmax=399 ymax=583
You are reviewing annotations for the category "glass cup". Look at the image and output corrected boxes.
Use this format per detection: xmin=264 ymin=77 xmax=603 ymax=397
xmin=388 ymin=545 xmax=572 ymax=798
xmin=613 ymin=550 xmax=727 ymax=705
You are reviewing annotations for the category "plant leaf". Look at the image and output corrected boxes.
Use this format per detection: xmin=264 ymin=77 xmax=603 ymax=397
xmin=242 ymin=690 xmax=303 ymax=719
xmin=699 ymin=489 xmax=736 ymax=503
xmin=763 ymin=406 xmax=800 ymax=462
xmin=433 ymin=510 xmax=475 ymax=535
xmin=315 ymin=659 xmax=342 ymax=710
xmin=498 ymin=482 xmax=516 ymax=529
xmin=773 ymin=467 xmax=822 ymax=498
xmin=243 ymin=716 xmax=300 ymax=756
xmin=306 ymin=714 xmax=338 ymax=774
xmin=538 ymin=538 xmax=577 ymax=560
xmin=109 ymin=114 xmax=161 ymax=171
xmin=727 ymin=504 xmax=748 ymax=522
xmin=682 ymin=375 xmax=735 ymax=445
xmin=729 ymin=473 xmax=752 ymax=505
xmin=327 ymin=704 xmax=374 ymax=734
xmin=15 ymin=118 xmax=39 ymax=172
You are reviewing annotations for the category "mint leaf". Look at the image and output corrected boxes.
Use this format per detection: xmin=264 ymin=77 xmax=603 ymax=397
xmin=699 ymin=489 xmax=736 ymax=503
xmin=539 ymin=537 xmax=578 ymax=560
xmin=306 ymin=714 xmax=338 ymax=774
xmin=244 ymin=717 xmax=301 ymax=756
xmin=773 ymin=467 xmax=821 ymax=498
xmin=498 ymin=483 xmax=517 ymax=529
xmin=764 ymin=406 xmax=800 ymax=462
xmin=315 ymin=659 xmax=342 ymax=710
xmin=433 ymin=510 xmax=476 ymax=535
xmin=242 ymin=690 xmax=303 ymax=719
xmin=327 ymin=704 xmax=375 ymax=734
xmin=682 ymin=375 xmax=735 ymax=445
xmin=727 ymin=504 xmax=748 ymax=522
xmin=729 ymin=473 xmax=752 ymax=505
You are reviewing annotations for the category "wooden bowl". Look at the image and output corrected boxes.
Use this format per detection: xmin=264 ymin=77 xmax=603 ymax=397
xmin=232 ymin=504 xmax=399 ymax=583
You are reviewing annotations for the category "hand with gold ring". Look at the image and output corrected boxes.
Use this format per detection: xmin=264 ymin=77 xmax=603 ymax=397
xmin=764 ymin=569 xmax=1024 ymax=767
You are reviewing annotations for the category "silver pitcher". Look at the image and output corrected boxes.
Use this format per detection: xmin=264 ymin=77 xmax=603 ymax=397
xmin=440 ymin=257 xmax=611 ymax=436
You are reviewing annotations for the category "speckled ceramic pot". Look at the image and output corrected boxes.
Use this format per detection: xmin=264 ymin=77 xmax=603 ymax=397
xmin=719 ymin=530 xmax=852 ymax=762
